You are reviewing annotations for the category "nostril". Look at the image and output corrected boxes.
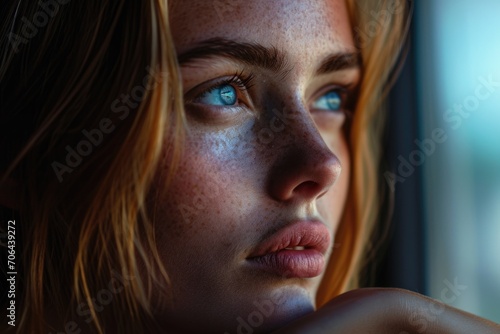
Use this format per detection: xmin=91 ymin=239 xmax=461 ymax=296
xmin=293 ymin=181 xmax=322 ymax=197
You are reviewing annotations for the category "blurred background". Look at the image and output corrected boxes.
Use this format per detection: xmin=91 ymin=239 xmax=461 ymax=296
xmin=373 ymin=0 xmax=500 ymax=323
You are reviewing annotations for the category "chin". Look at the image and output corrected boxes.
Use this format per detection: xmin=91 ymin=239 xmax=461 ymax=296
xmin=230 ymin=285 xmax=316 ymax=334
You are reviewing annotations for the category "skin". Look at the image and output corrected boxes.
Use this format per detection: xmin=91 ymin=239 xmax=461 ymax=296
xmin=150 ymin=0 xmax=359 ymax=332
xmin=274 ymin=288 xmax=500 ymax=334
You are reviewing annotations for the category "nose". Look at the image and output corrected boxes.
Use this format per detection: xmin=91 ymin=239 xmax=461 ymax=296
xmin=267 ymin=112 xmax=342 ymax=203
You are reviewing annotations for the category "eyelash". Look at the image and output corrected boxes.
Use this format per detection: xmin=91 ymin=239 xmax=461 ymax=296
xmin=198 ymin=70 xmax=256 ymax=97
xmin=226 ymin=70 xmax=256 ymax=91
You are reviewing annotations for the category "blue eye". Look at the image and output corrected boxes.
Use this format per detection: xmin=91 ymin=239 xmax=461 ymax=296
xmin=198 ymin=84 xmax=237 ymax=106
xmin=312 ymin=90 xmax=343 ymax=111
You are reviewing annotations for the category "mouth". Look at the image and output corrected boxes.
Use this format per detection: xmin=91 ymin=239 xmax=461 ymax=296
xmin=246 ymin=220 xmax=331 ymax=279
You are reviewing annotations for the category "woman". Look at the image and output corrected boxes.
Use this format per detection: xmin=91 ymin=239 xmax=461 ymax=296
xmin=0 ymin=0 xmax=498 ymax=333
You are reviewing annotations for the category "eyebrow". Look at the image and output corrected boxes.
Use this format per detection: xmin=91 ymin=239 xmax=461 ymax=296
xmin=177 ymin=37 xmax=360 ymax=76
xmin=316 ymin=52 xmax=360 ymax=75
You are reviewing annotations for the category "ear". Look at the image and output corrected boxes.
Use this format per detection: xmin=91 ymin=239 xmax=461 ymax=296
xmin=0 ymin=177 xmax=20 ymax=210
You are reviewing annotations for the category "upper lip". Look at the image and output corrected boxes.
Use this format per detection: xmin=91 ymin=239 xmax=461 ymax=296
xmin=247 ymin=220 xmax=331 ymax=258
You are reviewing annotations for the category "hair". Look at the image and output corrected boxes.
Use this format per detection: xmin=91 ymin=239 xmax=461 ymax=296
xmin=0 ymin=0 xmax=410 ymax=332
xmin=316 ymin=0 xmax=412 ymax=306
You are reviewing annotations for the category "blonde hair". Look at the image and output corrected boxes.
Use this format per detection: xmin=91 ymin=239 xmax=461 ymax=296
xmin=317 ymin=0 xmax=411 ymax=306
xmin=1 ymin=1 xmax=183 ymax=332
xmin=0 ymin=0 xmax=409 ymax=332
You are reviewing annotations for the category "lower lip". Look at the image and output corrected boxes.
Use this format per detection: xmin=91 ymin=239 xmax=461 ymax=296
xmin=247 ymin=249 xmax=325 ymax=278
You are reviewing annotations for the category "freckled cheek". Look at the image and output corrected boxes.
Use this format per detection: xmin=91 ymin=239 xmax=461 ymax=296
xmin=152 ymin=150 xmax=246 ymax=250
xmin=319 ymin=136 xmax=351 ymax=231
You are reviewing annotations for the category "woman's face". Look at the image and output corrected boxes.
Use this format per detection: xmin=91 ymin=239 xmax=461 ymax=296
xmin=153 ymin=0 xmax=360 ymax=332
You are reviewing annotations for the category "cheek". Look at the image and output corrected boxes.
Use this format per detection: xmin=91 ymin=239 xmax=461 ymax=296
xmin=153 ymin=151 xmax=238 ymax=243
xmin=148 ymin=148 xmax=246 ymax=301
xmin=150 ymin=130 xmax=266 ymax=271
xmin=318 ymin=133 xmax=351 ymax=233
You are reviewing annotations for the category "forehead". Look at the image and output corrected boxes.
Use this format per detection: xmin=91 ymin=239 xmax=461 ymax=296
xmin=169 ymin=0 xmax=355 ymax=56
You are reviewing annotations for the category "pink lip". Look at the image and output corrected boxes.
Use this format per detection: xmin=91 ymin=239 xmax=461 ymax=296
xmin=246 ymin=221 xmax=331 ymax=278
